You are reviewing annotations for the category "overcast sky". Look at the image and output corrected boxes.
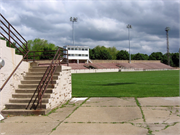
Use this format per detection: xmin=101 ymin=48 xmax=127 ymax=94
xmin=0 ymin=0 xmax=179 ymax=55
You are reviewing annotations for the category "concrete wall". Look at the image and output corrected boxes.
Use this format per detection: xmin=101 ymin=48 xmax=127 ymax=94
xmin=120 ymin=68 xmax=172 ymax=72
xmin=0 ymin=39 xmax=30 ymax=111
xmin=91 ymin=60 xmax=161 ymax=63
xmin=120 ymin=68 xmax=144 ymax=72
xmin=71 ymin=68 xmax=119 ymax=73
xmin=47 ymin=66 xmax=72 ymax=110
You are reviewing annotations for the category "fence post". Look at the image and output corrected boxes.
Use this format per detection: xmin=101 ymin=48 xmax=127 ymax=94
xmin=26 ymin=42 xmax=28 ymax=61
xmin=33 ymin=52 xmax=35 ymax=62
xmin=67 ymin=49 xmax=69 ymax=66
xmin=59 ymin=49 xmax=61 ymax=66
xmin=8 ymin=23 xmax=10 ymax=47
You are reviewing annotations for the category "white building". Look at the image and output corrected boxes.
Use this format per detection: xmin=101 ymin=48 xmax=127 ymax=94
xmin=63 ymin=45 xmax=90 ymax=63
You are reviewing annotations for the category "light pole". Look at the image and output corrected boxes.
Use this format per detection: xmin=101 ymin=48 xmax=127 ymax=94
xmin=70 ymin=17 xmax=78 ymax=46
xmin=165 ymin=27 xmax=170 ymax=66
xmin=127 ymin=24 xmax=132 ymax=63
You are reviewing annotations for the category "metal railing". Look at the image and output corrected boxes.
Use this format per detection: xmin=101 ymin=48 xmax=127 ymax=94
xmin=0 ymin=14 xmax=69 ymax=94
xmin=0 ymin=13 xmax=28 ymax=56
xmin=26 ymin=48 xmax=64 ymax=110
xmin=0 ymin=14 xmax=29 ymax=91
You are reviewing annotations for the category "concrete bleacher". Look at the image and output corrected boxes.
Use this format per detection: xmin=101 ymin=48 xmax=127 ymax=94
xmin=117 ymin=62 xmax=173 ymax=70
xmin=84 ymin=63 xmax=119 ymax=69
xmin=37 ymin=60 xmax=174 ymax=71
xmin=65 ymin=63 xmax=87 ymax=70
xmin=84 ymin=63 xmax=105 ymax=69
xmin=98 ymin=63 xmax=119 ymax=69
xmin=65 ymin=62 xmax=174 ymax=71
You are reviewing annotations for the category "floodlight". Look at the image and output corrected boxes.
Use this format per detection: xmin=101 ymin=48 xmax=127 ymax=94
xmin=165 ymin=27 xmax=170 ymax=31
xmin=127 ymin=24 xmax=132 ymax=29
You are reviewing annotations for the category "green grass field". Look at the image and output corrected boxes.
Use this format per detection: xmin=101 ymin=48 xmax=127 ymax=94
xmin=72 ymin=70 xmax=179 ymax=97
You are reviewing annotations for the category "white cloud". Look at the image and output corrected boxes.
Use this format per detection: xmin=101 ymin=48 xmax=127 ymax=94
xmin=0 ymin=0 xmax=179 ymax=55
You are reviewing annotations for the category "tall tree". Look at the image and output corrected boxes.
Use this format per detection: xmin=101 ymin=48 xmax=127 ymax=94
xmin=132 ymin=53 xmax=148 ymax=60
xmin=149 ymin=52 xmax=163 ymax=60
xmin=107 ymin=47 xmax=118 ymax=60
xmin=161 ymin=53 xmax=174 ymax=66
xmin=172 ymin=53 xmax=179 ymax=67
xmin=116 ymin=50 xmax=129 ymax=60
xmin=27 ymin=38 xmax=57 ymax=60
xmin=89 ymin=45 xmax=112 ymax=60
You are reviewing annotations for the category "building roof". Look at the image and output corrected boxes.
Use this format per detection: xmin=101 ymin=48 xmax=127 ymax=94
xmin=63 ymin=45 xmax=89 ymax=48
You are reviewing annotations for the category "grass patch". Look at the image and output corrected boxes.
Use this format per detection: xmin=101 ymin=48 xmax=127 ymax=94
xmin=135 ymin=97 xmax=153 ymax=134
xmin=72 ymin=70 xmax=179 ymax=97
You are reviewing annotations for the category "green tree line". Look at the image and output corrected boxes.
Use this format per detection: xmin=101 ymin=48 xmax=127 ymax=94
xmin=1 ymin=37 xmax=178 ymax=67
xmin=90 ymin=45 xmax=179 ymax=67
xmin=0 ymin=37 xmax=58 ymax=60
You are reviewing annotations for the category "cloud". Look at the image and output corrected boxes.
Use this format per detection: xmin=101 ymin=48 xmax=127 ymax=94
xmin=0 ymin=0 xmax=179 ymax=55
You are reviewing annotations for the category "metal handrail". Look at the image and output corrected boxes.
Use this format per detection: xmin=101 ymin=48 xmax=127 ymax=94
xmin=26 ymin=48 xmax=63 ymax=110
xmin=0 ymin=51 xmax=30 ymax=91
xmin=0 ymin=14 xmax=69 ymax=100
xmin=0 ymin=14 xmax=29 ymax=91
xmin=0 ymin=13 xmax=28 ymax=55
xmin=0 ymin=32 xmax=26 ymax=55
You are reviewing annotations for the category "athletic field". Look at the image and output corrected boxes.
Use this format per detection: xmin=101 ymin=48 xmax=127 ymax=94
xmin=72 ymin=70 xmax=179 ymax=97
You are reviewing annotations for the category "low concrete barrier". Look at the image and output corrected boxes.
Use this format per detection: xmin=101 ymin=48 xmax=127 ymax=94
xmin=144 ymin=69 xmax=172 ymax=71
xmin=120 ymin=68 xmax=143 ymax=72
xmin=71 ymin=68 xmax=174 ymax=73
xmin=71 ymin=68 xmax=119 ymax=73
xmin=120 ymin=68 xmax=174 ymax=72
xmin=91 ymin=60 xmax=161 ymax=63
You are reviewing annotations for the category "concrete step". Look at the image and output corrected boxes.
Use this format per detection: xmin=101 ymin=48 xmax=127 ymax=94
xmin=1 ymin=65 xmax=63 ymax=116
xmin=5 ymin=103 xmax=47 ymax=109
xmin=29 ymin=67 xmax=61 ymax=72
xmin=26 ymin=72 xmax=59 ymax=76
xmin=9 ymin=98 xmax=49 ymax=103
xmin=23 ymin=76 xmax=58 ymax=80
xmin=34 ymin=65 xmax=61 ymax=68
xmin=12 ymin=93 xmax=51 ymax=98
xmin=1 ymin=109 xmax=49 ymax=115
xmin=18 ymin=84 xmax=55 ymax=88
xmin=15 ymin=88 xmax=53 ymax=93
xmin=21 ymin=80 xmax=56 ymax=84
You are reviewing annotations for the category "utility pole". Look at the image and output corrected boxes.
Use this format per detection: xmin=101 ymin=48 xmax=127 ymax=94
xmin=165 ymin=27 xmax=170 ymax=65
xmin=127 ymin=24 xmax=132 ymax=63
xmin=70 ymin=17 xmax=78 ymax=46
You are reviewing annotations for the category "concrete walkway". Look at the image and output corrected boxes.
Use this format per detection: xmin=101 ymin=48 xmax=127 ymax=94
xmin=0 ymin=97 xmax=180 ymax=135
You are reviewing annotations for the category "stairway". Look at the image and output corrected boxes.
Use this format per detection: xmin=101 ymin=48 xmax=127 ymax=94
xmin=1 ymin=66 xmax=61 ymax=115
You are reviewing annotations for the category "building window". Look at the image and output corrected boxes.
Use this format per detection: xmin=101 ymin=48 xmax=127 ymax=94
xmin=68 ymin=48 xmax=70 ymax=50
xmin=82 ymin=54 xmax=85 ymax=56
xmin=82 ymin=48 xmax=84 ymax=51
xmin=71 ymin=48 xmax=74 ymax=50
xmin=75 ymin=48 xmax=77 ymax=50
xmin=85 ymin=48 xmax=88 ymax=51
xmin=86 ymin=54 xmax=88 ymax=56
xmin=79 ymin=48 xmax=81 ymax=50
xmin=79 ymin=54 xmax=81 ymax=56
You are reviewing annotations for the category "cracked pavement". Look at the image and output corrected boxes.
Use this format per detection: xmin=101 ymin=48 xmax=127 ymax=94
xmin=0 ymin=97 xmax=180 ymax=135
